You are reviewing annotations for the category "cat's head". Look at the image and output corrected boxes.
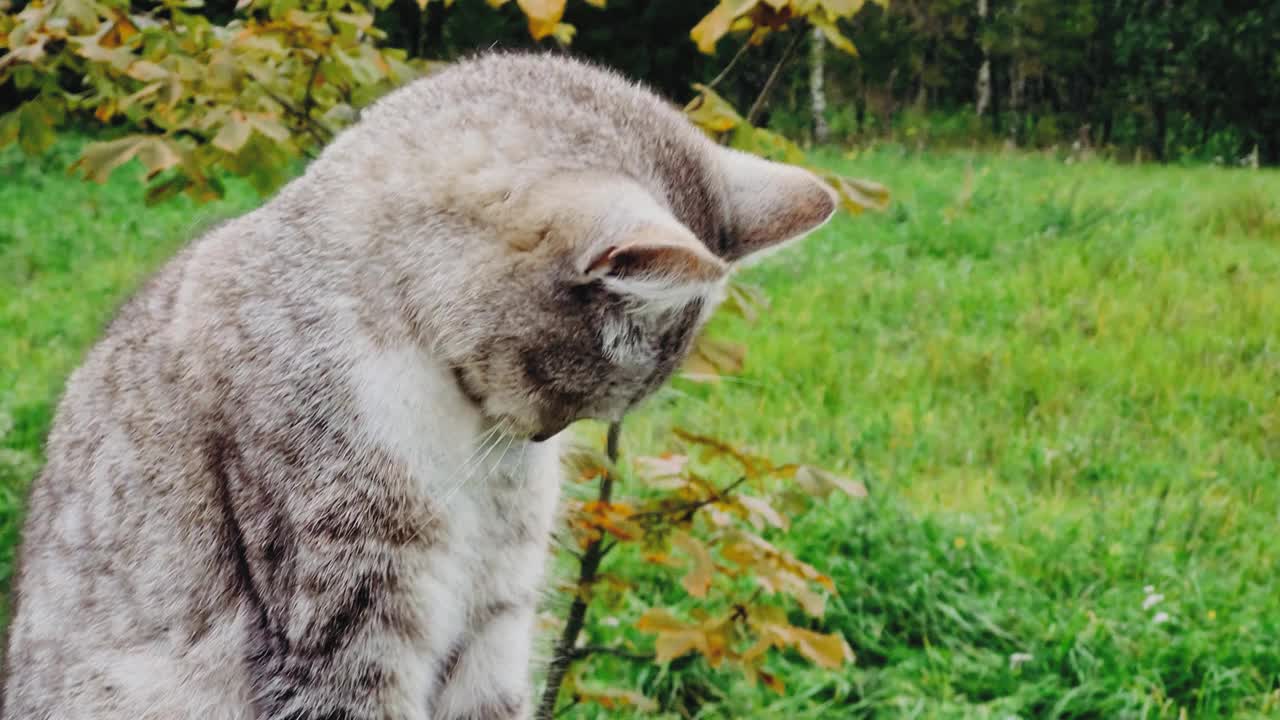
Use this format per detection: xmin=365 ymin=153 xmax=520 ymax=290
xmin=353 ymin=54 xmax=836 ymax=440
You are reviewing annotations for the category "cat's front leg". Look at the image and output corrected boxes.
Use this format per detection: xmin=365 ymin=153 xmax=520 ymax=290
xmin=430 ymin=603 xmax=537 ymax=720
xmin=248 ymin=542 xmax=438 ymax=720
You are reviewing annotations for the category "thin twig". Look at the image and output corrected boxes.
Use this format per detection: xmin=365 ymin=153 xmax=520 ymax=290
xmin=247 ymin=69 xmax=335 ymax=148
xmin=631 ymin=475 xmax=749 ymax=524
xmin=706 ymin=37 xmax=752 ymax=91
xmin=599 ymin=539 xmax=618 ymax=560
xmin=535 ymin=421 xmax=623 ymax=720
xmin=744 ymin=29 xmax=805 ymax=127
xmin=302 ymin=55 xmax=322 ymax=120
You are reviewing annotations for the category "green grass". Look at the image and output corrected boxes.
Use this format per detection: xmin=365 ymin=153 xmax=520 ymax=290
xmin=3 ymin=141 xmax=1279 ymax=718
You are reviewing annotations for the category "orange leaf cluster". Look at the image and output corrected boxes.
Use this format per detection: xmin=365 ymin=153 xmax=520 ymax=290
xmin=559 ymin=423 xmax=867 ymax=711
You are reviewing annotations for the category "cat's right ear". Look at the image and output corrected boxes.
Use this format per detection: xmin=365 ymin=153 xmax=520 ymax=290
xmin=716 ymin=147 xmax=838 ymax=263
xmin=578 ymin=226 xmax=728 ymax=306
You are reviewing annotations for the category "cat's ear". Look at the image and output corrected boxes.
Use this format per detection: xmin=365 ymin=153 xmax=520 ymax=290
xmin=579 ymin=225 xmax=727 ymax=304
xmin=717 ymin=147 xmax=838 ymax=262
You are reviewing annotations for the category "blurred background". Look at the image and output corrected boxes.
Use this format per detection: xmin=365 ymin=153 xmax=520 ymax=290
xmin=2 ymin=1 xmax=1279 ymax=718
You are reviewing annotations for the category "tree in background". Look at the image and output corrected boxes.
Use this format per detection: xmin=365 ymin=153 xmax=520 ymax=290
xmin=5 ymin=0 xmax=1278 ymax=165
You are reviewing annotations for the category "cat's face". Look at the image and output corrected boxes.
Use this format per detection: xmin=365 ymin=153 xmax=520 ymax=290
xmin=361 ymin=53 xmax=837 ymax=440
xmin=446 ymin=148 xmax=836 ymax=441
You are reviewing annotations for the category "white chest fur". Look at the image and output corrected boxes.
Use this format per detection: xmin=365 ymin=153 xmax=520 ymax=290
xmin=346 ymin=342 xmax=563 ymax=710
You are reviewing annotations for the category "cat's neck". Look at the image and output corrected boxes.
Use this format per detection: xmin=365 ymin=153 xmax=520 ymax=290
xmin=342 ymin=335 xmax=545 ymax=496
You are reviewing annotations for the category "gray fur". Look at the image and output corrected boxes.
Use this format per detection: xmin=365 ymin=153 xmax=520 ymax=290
xmin=1 ymin=52 xmax=835 ymax=719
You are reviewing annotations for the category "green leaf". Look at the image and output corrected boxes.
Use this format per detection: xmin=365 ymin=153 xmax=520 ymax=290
xmin=144 ymin=173 xmax=190 ymax=206
xmin=17 ymin=101 xmax=57 ymax=156
xmin=0 ymin=111 xmax=19 ymax=148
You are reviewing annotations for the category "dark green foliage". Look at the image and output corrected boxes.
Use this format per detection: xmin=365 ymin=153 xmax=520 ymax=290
xmin=789 ymin=1 xmax=1280 ymax=164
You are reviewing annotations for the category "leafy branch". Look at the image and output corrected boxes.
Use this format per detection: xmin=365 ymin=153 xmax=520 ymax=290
xmin=535 ymin=422 xmax=621 ymax=720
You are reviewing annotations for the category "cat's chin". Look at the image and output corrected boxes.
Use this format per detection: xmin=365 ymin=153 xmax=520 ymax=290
xmin=484 ymin=414 xmax=570 ymax=444
xmin=529 ymin=418 xmax=573 ymax=443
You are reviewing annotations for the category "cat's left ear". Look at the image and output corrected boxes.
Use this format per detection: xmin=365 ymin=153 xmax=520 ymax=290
xmin=717 ymin=147 xmax=838 ymax=262
xmin=579 ymin=225 xmax=728 ymax=304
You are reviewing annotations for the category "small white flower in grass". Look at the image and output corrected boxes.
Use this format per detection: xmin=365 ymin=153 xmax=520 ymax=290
xmin=1143 ymin=592 xmax=1164 ymax=611
xmin=1009 ymin=652 xmax=1033 ymax=670
xmin=600 ymin=616 xmax=620 ymax=627
xmin=1143 ymin=585 xmax=1154 ymax=594
xmin=1153 ymin=611 xmax=1171 ymax=625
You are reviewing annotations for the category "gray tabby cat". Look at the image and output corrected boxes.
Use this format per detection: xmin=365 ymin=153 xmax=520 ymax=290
xmin=1 ymin=52 xmax=835 ymax=719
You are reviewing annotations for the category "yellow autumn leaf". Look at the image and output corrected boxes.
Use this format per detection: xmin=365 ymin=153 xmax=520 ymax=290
xmin=634 ymin=453 xmax=687 ymax=481
xmin=792 ymin=583 xmax=827 ymax=617
xmin=738 ymin=494 xmax=788 ymax=530
xmin=757 ymin=620 xmax=854 ymax=669
xmin=575 ymin=686 xmax=657 ymax=712
xmin=683 ymin=83 xmax=744 ymax=135
xmin=636 ymin=609 xmax=708 ymax=664
xmin=810 ymin=14 xmax=858 ymax=55
xmin=549 ymin=21 xmax=576 ymax=44
xmin=516 ymin=0 xmax=565 ymax=40
xmin=795 ymin=465 xmax=870 ymax=499
xmin=821 ymin=172 xmax=891 ymax=214
xmin=786 ymin=626 xmax=855 ymax=669
xmin=818 ymin=0 xmax=866 ymax=15
xmin=248 ymin=114 xmax=291 ymax=143
xmin=73 ymin=37 xmax=136 ymax=72
xmin=655 ymin=630 xmax=706 ymax=666
xmin=635 ymin=608 xmax=686 ymax=633
xmin=73 ymin=135 xmax=151 ymax=183
xmin=212 ymin=111 xmax=253 ymax=154
xmin=134 ymin=137 xmax=182 ymax=179
xmin=690 ymin=0 xmax=759 ymax=55
xmin=672 ymin=531 xmax=715 ymax=598
xmin=681 ymin=335 xmax=746 ymax=382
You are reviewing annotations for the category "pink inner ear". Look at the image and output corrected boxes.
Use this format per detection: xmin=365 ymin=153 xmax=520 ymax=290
xmin=590 ymin=240 xmax=727 ymax=284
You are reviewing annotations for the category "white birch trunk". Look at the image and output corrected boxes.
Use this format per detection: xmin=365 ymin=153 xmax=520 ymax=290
xmin=810 ymin=28 xmax=830 ymax=144
xmin=975 ymin=0 xmax=991 ymax=116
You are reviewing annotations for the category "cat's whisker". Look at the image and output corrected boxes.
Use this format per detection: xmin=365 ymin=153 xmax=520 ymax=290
xmin=515 ymin=438 xmax=531 ymax=496
xmin=407 ymin=422 xmax=505 ymax=543
xmin=472 ymin=433 xmax=518 ymax=497
xmin=430 ymin=417 xmax=515 ymax=517
xmin=453 ymin=418 xmax=506 ymax=471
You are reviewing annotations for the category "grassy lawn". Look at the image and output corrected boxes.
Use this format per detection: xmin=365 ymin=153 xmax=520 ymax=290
xmin=2 ymin=141 xmax=1279 ymax=718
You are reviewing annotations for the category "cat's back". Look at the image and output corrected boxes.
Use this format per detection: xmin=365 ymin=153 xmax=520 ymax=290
xmin=1 ymin=223 xmax=279 ymax=719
